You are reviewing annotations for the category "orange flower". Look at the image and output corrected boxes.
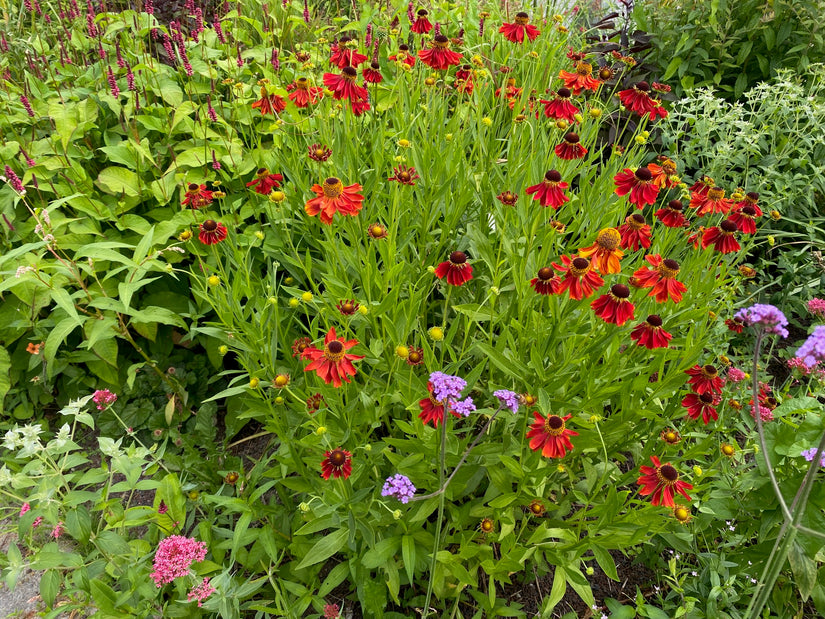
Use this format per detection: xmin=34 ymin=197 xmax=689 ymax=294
xmin=251 ymin=87 xmax=286 ymax=116
xmin=26 ymin=342 xmax=43 ymax=354
xmin=305 ymin=177 xmax=364 ymax=225
xmin=578 ymin=228 xmax=623 ymax=274
xmin=526 ymin=412 xmax=578 ymax=458
xmin=558 ymin=61 xmax=600 ymax=95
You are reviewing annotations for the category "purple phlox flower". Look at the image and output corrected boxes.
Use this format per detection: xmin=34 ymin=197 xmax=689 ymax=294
xmin=493 ymin=389 xmax=519 ymax=413
xmin=807 ymin=298 xmax=825 ymax=319
xmin=381 ymin=474 xmax=416 ymax=503
xmin=429 ymin=371 xmax=467 ymax=402
xmin=796 ymin=325 xmax=825 ymax=369
xmin=734 ymin=303 xmax=788 ymax=338
xmin=452 ymin=396 xmax=475 ymax=417
xmin=801 ymin=447 xmax=825 ymax=467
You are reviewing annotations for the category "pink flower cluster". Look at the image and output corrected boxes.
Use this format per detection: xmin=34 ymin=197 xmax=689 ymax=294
xmin=187 ymin=577 xmax=215 ymax=607
xmin=92 ymin=389 xmax=117 ymax=410
xmin=807 ymin=298 xmax=825 ymax=319
xmin=726 ymin=367 xmax=746 ymax=383
xmin=150 ymin=535 xmax=207 ymax=587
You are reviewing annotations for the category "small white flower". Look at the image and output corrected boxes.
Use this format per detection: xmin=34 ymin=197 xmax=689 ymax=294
xmin=750 ymin=578 xmax=757 ymax=584
xmin=3 ymin=429 xmax=20 ymax=450
xmin=691 ymin=570 xmax=698 ymax=577
xmin=0 ymin=465 xmax=14 ymax=485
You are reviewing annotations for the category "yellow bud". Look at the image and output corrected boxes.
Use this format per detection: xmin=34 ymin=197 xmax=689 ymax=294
xmin=641 ymin=131 xmax=650 ymax=138
xmin=188 ymin=490 xmax=199 ymax=500
xmin=424 ymin=77 xmax=435 ymax=86
xmin=553 ymin=13 xmax=564 ymax=22
xmin=269 ymin=190 xmax=285 ymax=203
xmin=301 ymin=291 xmax=313 ymax=302
xmin=397 ymin=139 xmax=411 ymax=148
xmin=390 ymin=28 xmax=399 ymax=35
xmin=289 ymin=298 xmax=300 ymax=308
xmin=428 ymin=326 xmax=444 ymax=341
xmin=393 ymin=509 xmax=402 ymax=520
xmin=708 ymin=311 xmax=717 ymax=319
xmin=635 ymin=135 xmax=647 ymax=145
xmin=557 ymin=464 xmax=566 ymax=472
xmin=299 ymin=502 xmax=310 ymax=512
xmin=770 ymin=210 xmax=781 ymax=221
xmin=767 ymin=235 xmax=775 ymax=246
xmin=401 ymin=62 xmax=411 ymax=72
xmin=445 ymin=133 xmax=453 ymax=142
xmin=267 ymin=296 xmax=277 ymax=304
xmin=471 ymin=54 xmax=484 ymax=67
xmin=529 ymin=50 xmax=539 ymax=58
xmin=586 ymin=566 xmax=594 ymax=576
xmin=573 ymin=113 xmax=583 ymax=123
xmin=589 ymin=414 xmax=600 ymax=424
xmin=692 ymin=465 xmax=703 ymax=477
xmin=218 ymin=345 xmax=228 ymax=355
xmin=285 ymin=277 xmax=294 ymax=284
xmin=179 ymin=229 xmax=192 ymax=241
xmin=394 ymin=155 xmax=404 ymax=163
xmin=249 ymin=377 xmax=260 ymax=388
xmin=316 ymin=426 xmax=326 ymax=435
xmin=274 ymin=396 xmax=284 ymax=404
xmin=396 ymin=345 xmax=410 ymax=359
xmin=555 ymin=119 xmax=569 ymax=130
xmin=482 ymin=117 xmax=493 ymax=127
xmin=589 ymin=108 xmax=602 ymax=119
xmin=254 ymin=231 xmax=265 ymax=240
xmin=358 ymin=305 xmax=369 ymax=315
xmin=323 ymin=88 xmax=334 ymax=97
xmin=207 ymin=275 xmax=221 ymax=287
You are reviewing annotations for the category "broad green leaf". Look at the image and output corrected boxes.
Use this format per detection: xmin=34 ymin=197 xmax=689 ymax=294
xmin=97 ymin=166 xmax=142 ymax=197
xmin=361 ymin=536 xmax=400 ymax=569
xmin=319 ymin=562 xmax=350 ymax=597
xmin=45 ymin=316 xmax=84 ymax=377
xmin=591 ymin=545 xmax=619 ymax=582
xmin=0 ymin=346 xmax=10 ymax=414
xmin=296 ymin=527 xmax=348 ymax=570
xmin=401 ymin=535 xmax=416 ymax=585
xmin=40 ymin=570 xmax=60 ymax=608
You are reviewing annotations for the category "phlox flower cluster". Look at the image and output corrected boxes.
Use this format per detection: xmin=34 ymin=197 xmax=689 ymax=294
xmin=150 ymin=536 xmax=208 ymax=587
xmin=493 ymin=390 xmax=520 ymax=413
xmin=381 ymin=474 xmax=416 ymax=503
xmin=796 ymin=326 xmax=825 ymax=369
xmin=733 ymin=304 xmax=788 ymax=338
xmin=801 ymin=447 xmax=825 ymax=467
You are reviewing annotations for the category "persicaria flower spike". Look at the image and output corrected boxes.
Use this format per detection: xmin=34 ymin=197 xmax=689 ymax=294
xmin=382 ymin=474 xmax=416 ymax=503
xmin=734 ymin=304 xmax=789 ymax=338
xmin=92 ymin=389 xmax=117 ymax=410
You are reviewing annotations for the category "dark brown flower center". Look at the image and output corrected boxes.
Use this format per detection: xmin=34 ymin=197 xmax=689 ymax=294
xmin=668 ymin=199 xmax=683 ymax=211
xmin=188 ymin=183 xmax=199 ymax=191
xmin=323 ymin=177 xmax=344 ymax=198
xmin=417 ymin=9 xmax=427 ymax=16
xmin=636 ymin=81 xmax=650 ymax=91
xmin=329 ymin=449 xmax=347 ymax=466
xmin=296 ymin=77 xmax=309 ymax=89
xmin=742 ymin=205 xmax=757 ymax=216
xmin=515 ymin=12 xmax=529 ymax=24
xmin=699 ymin=393 xmax=714 ymax=404
xmin=635 ymin=167 xmax=652 ymax=182
xmin=370 ymin=62 xmax=379 ymax=70
xmin=544 ymin=415 xmax=565 ymax=435
xmin=557 ymin=87 xmax=571 ymax=98
xmin=702 ymin=364 xmax=717 ymax=377
xmin=399 ymin=44 xmax=409 ymax=51
xmin=342 ymin=66 xmax=358 ymax=80
xmin=662 ymin=258 xmax=680 ymax=274
xmin=720 ymin=220 xmax=738 ymax=233
xmin=564 ymin=132 xmax=580 ymax=144
xmin=202 ymin=220 xmax=218 ymax=231
xmin=537 ymin=267 xmax=553 ymax=280
xmin=658 ymin=463 xmax=678 ymax=483
xmin=746 ymin=191 xmax=759 ymax=201
xmin=610 ymin=284 xmax=630 ymax=299
xmin=597 ymin=228 xmax=621 ymax=249
xmin=571 ymin=257 xmax=590 ymax=273
xmin=646 ymin=314 xmax=663 ymax=327
xmin=450 ymin=250 xmax=467 ymax=264
xmin=434 ymin=35 xmax=449 ymax=45
xmin=544 ymin=169 xmax=562 ymax=183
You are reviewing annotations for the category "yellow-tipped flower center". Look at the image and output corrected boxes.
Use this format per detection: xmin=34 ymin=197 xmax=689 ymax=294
xmin=575 ymin=62 xmax=592 ymax=76
xmin=544 ymin=415 xmax=566 ymax=436
xmin=596 ymin=228 xmax=621 ymax=250
xmin=707 ymin=187 xmax=725 ymax=200
xmin=323 ymin=177 xmax=344 ymax=198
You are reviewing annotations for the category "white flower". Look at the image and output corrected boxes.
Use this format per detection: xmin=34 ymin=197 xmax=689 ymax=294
xmin=0 ymin=465 xmax=14 ymax=485
xmin=3 ymin=429 xmax=20 ymax=450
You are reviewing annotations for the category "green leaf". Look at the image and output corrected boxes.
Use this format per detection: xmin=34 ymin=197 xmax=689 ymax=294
xmin=592 ymin=545 xmax=619 ymax=581
xmin=45 ymin=316 xmax=84 ymax=377
xmin=401 ymin=535 xmax=416 ymax=585
xmin=50 ymin=288 xmax=82 ymax=327
xmin=547 ymin=565 xmax=567 ymax=610
xmin=40 ymin=570 xmax=60 ymax=608
xmin=319 ymin=562 xmax=350 ymax=597
xmin=97 ymin=166 xmax=142 ymax=197
xmin=789 ymin=540 xmax=817 ymax=600
xmin=0 ymin=346 xmax=10 ymax=414
xmin=361 ymin=536 xmax=400 ymax=569
xmin=296 ymin=527 xmax=348 ymax=570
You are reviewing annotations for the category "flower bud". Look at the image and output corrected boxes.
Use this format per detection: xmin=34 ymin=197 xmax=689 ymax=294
xmin=207 ymin=275 xmax=220 ymax=287
xmin=428 ymin=326 xmax=444 ymax=341
xmin=301 ymin=291 xmax=313 ymax=302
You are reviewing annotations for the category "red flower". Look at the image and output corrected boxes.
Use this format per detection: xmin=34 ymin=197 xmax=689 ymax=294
xmin=182 ymin=183 xmax=214 ymax=209
xmin=287 ymin=77 xmax=323 ymax=108
xmin=530 ymin=267 xmax=561 ymax=296
xmin=336 ymin=299 xmax=360 ymax=315
xmin=350 ymin=98 xmax=371 ymax=116
xmin=417 ymin=35 xmax=463 ymax=70
xmin=552 ymin=255 xmax=604 ymax=300
xmin=291 ymin=337 xmax=311 ymax=357
xmin=540 ymin=87 xmax=579 ymax=122
xmin=728 ymin=203 xmax=760 ymax=234
xmin=618 ymin=213 xmax=653 ymax=250
xmin=647 ymin=157 xmax=679 ymax=189
xmin=725 ymin=317 xmax=745 ymax=333
xmin=499 ymin=12 xmax=540 ymax=43
xmin=578 ymin=228 xmax=623 ymax=274
xmin=682 ymin=391 xmax=720 ymax=424
xmin=320 ymin=448 xmax=352 ymax=480
xmin=323 ymin=67 xmax=369 ymax=102
xmin=389 ymin=45 xmax=416 ymax=67
xmin=689 ymin=176 xmax=715 ymax=197
xmin=305 ymin=177 xmax=365 ymax=225
xmin=494 ymin=79 xmax=523 ymax=109
xmin=647 ymin=100 xmax=668 ymax=121
xmin=685 ymin=364 xmax=723 ymax=395
xmin=614 ymin=167 xmax=660 ymax=209
xmin=558 ymin=61 xmax=600 ymax=95
xmin=434 ymin=251 xmax=473 ymax=286
xmin=690 ymin=186 xmax=733 ymax=216
xmin=591 ymin=284 xmax=635 ymax=326
xmin=525 ymin=170 xmax=569 ymax=209
xmin=251 ymin=87 xmax=286 ymax=116
xmin=630 ymin=314 xmax=672 ymax=349
xmin=418 ymin=382 xmax=459 ymax=427
xmin=246 ymin=168 xmax=283 ymax=195
xmin=301 ymin=327 xmax=364 ymax=388
xmin=198 ymin=220 xmax=227 ymax=245
xmin=406 ymin=346 xmax=424 ymax=366
xmin=554 ymin=132 xmax=587 ymax=160
xmin=329 ymin=38 xmax=368 ymax=69
xmin=636 ymin=456 xmax=693 ymax=508
xmin=618 ymin=81 xmax=657 ymax=116
xmin=526 ymin=412 xmax=578 ymax=458
xmin=732 ymin=191 xmax=762 ymax=217
xmin=363 ymin=62 xmax=383 ymax=83
xmin=631 ymin=255 xmax=687 ymax=303
xmin=388 ymin=164 xmax=419 ymax=185
xmin=308 ymin=143 xmax=332 ymax=162
xmin=655 ymin=199 xmax=688 ymax=228
xmin=496 ymin=190 xmax=519 ymax=206
xmin=411 ymin=9 xmax=433 ymax=34
xmin=701 ymin=220 xmax=741 ymax=254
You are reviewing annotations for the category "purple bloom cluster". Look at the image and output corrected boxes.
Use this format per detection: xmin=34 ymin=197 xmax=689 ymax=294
xmin=429 ymin=371 xmax=467 ymax=402
xmin=796 ymin=325 xmax=825 ymax=369
xmin=381 ymin=474 xmax=416 ymax=503
xmin=493 ymin=389 xmax=520 ymax=413
xmin=801 ymin=447 xmax=825 ymax=467
xmin=734 ymin=303 xmax=789 ymax=338
xmin=452 ymin=397 xmax=476 ymax=417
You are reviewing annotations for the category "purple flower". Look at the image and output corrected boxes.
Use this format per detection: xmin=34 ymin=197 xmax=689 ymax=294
xmin=796 ymin=325 xmax=825 ymax=369
xmin=381 ymin=474 xmax=416 ymax=504
xmin=493 ymin=389 xmax=519 ymax=413
xmin=4 ymin=166 xmax=25 ymax=193
xmin=429 ymin=371 xmax=466 ymax=402
xmin=801 ymin=447 xmax=825 ymax=467
xmin=734 ymin=303 xmax=789 ymax=338
xmin=452 ymin=397 xmax=475 ymax=417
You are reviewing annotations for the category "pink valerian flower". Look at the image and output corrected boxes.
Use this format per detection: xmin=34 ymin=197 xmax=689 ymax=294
xmin=187 ymin=577 xmax=216 ymax=607
xmin=788 ymin=356 xmax=817 ymax=375
xmin=324 ymin=604 xmax=341 ymax=619
xmin=20 ymin=503 xmax=31 ymax=517
xmin=750 ymin=404 xmax=774 ymax=422
xmin=93 ymin=389 xmax=117 ymax=410
xmin=727 ymin=367 xmax=747 ymax=383
xmin=807 ymin=298 xmax=825 ymax=319
xmin=150 ymin=536 xmax=208 ymax=586
xmin=52 ymin=522 xmax=64 ymax=539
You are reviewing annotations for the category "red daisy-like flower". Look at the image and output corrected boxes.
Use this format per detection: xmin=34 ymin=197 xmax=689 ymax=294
xmin=182 ymin=183 xmax=214 ymax=209
xmin=636 ymin=456 xmax=693 ymax=508
xmin=686 ymin=226 xmax=706 ymax=250
xmin=323 ymin=67 xmax=369 ymax=102
xmin=685 ymin=364 xmax=723 ymax=395
xmin=305 ymin=177 xmax=365 ymax=225
xmin=552 ymin=255 xmax=604 ymax=300
xmin=614 ymin=167 xmax=660 ymax=209
xmin=388 ymin=165 xmax=419 ymax=185
xmin=530 ymin=267 xmax=561 ymax=296
xmin=689 ymin=176 xmax=715 ymax=197
xmin=525 ymin=170 xmax=569 ymax=209
xmin=434 ymin=251 xmax=473 ymax=286
xmin=591 ymin=284 xmax=635 ymax=326
xmin=496 ymin=190 xmax=519 ymax=206
xmin=682 ymin=391 xmax=720 ymax=424
xmin=329 ymin=37 xmax=368 ymax=69
xmin=389 ymin=45 xmax=417 ymax=67
xmin=320 ymin=448 xmax=352 ymax=480
xmin=246 ymin=168 xmax=283 ymax=195
xmin=287 ymin=77 xmax=323 ymax=108
xmin=558 ymin=61 xmax=600 ymax=95
xmin=690 ymin=186 xmax=733 ymax=216
xmin=618 ymin=213 xmax=653 ymax=251
xmin=301 ymin=327 xmax=364 ymax=388
xmin=198 ymin=220 xmax=227 ymax=245
xmin=418 ymin=382 xmax=460 ymax=427
xmin=732 ymin=191 xmax=763 ymax=217
xmin=647 ymin=99 xmax=668 ymax=121
xmin=526 ymin=412 xmax=578 ymax=458
xmin=411 ymin=9 xmax=433 ymax=34
xmin=655 ymin=199 xmax=689 ymax=228
xmin=618 ymin=81 xmax=657 ymax=117
xmin=417 ymin=35 xmax=463 ymax=71
xmin=336 ymin=299 xmax=360 ymax=315
xmin=406 ymin=346 xmax=424 ymax=366
xmin=350 ymin=97 xmax=371 ymax=116
xmin=540 ymin=87 xmax=579 ymax=122
xmin=725 ymin=317 xmax=745 ymax=333
xmin=292 ymin=337 xmax=312 ymax=357
xmin=647 ymin=157 xmax=679 ymax=189
xmin=308 ymin=143 xmax=332 ymax=162
xmin=578 ymin=228 xmax=623 ymax=275
xmin=554 ymin=132 xmax=588 ymax=160
xmin=701 ymin=220 xmax=741 ymax=254
xmin=728 ymin=203 xmax=760 ymax=235
xmin=499 ymin=12 xmax=541 ymax=43
xmin=494 ymin=79 xmax=523 ymax=109
xmin=251 ymin=87 xmax=286 ymax=116
xmin=363 ymin=62 xmax=383 ymax=84
xmin=630 ymin=314 xmax=672 ymax=349
xmin=632 ymin=255 xmax=687 ymax=303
